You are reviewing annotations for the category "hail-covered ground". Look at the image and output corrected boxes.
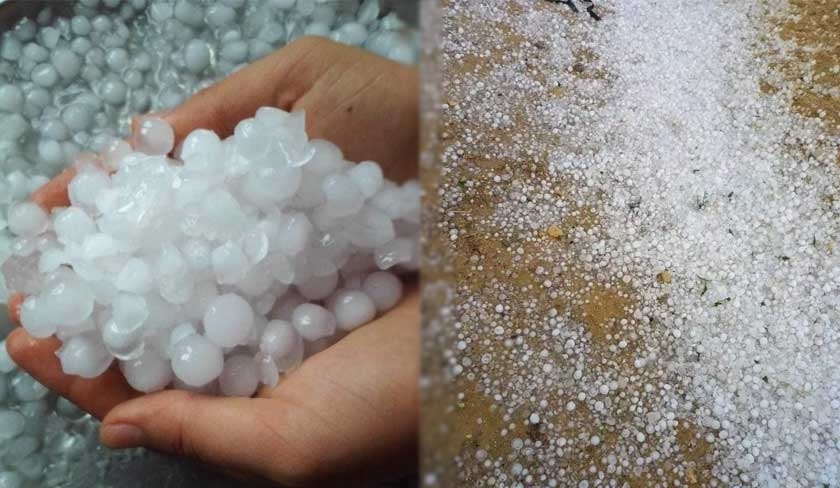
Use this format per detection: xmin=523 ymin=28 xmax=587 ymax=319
xmin=422 ymin=0 xmax=840 ymax=487
xmin=0 ymin=0 xmax=417 ymax=486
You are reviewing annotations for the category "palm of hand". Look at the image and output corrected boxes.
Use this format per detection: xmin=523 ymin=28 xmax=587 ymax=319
xmin=6 ymin=37 xmax=419 ymax=486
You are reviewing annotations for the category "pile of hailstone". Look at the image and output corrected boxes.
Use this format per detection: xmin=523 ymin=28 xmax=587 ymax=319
xmin=0 ymin=0 xmax=419 ymax=318
xmin=3 ymin=107 xmax=418 ymax=397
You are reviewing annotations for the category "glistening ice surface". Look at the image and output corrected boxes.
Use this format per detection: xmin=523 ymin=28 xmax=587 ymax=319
xmin=422 ymin=0 xmax=840 ymax=486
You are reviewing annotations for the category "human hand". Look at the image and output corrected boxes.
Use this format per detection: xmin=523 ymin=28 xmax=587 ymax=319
xmin=30 ymin=35 xmax=419 ymax=209
xmin=5 ymin=36 xmax=420 ymax=486
xmin=7 ymin=288 xmax=419 ymax=486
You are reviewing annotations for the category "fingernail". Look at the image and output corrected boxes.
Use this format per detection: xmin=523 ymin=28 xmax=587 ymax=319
xmin=101 ymin=423 xmax=147 ymax=448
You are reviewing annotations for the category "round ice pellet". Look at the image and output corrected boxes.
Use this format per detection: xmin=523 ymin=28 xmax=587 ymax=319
xmin=37 ymin=139 xmax=64 ymax=166
xmin=0 ymin=85 xmax=23 ymax=113
xmin=31 ymin=63 xmax=58 ymax=87
xmin=22 ymin=43 xmax=48 ymax=62
xmin=0 ymin=114 xmax=28 ymax=141
xmin=260 ymin=320 xmax=299 ymax=359
xmin=113 ymin=294 xmax=149 ymax=330
xmin=174 ymin=0 xmax=204 ymax=27
xmin=102 ymin=317 xmax=144 ymax=360
xmin=91 ymin=15 xmax=112 ymax=32
xmin=70 ymin=36 xmax=92 ymax=55
xmin=233 ymin=118 xmax=270 ymax=160
xmin=210 ymin=241 xmax=249 ymax=284
xmin=54 ymin=207 xmax=95 ymax=244
xmin=180 ymin=128 xmax=221 ymax=165
xmin=203 ymin=293 xmax=254 ymax=347
xmin=132 ymin=51 xmax=152 ymax=71
xmin=120 ymin=348 xmax=173 ymax=393
xmin=170 ymin=334 xmax=224 ymax=387
xmin=331 ymin=22 xmax=368 ymax=46
xmin=85 ymin=46 xmax=105 ymax=67
xmin=52 ymin=48 xmax=82 ymax=80
xmin=362 ymin=271 xmax=403 ymax=312
xmin=57 ymin=334 xmax=114 ymax=378
xmin=101 ymin=138 xmax=131 ymax=170
xmin=61 ymin=103 xmax=94 ymax=132
xmin=322 ymin=173 xmax=364 ymax=217
xmin=218 ymin=354 xmax=259 ymax=397
xmin=331 ymin=290 xmax=377 ymax=331
xmin=184 ymin=39 xmax=211 ymax=73
xmin=11 ymin=372 xmax=48 ymax=401
xmin=68 ymin=169 xmax=110 ymax=210
xmin=291 ymin=303 xmax=336 ymax=341
xmin=7 ymin=202 xmax=48 ymax=237
xmin=39 ymin=26 xmax=60 ymax=49
xmin=241 ymin=229 xmax=269 ymax=264
xmin=41 ymin=268 xmax=95 ymax=327
xmin=124 ymin=69 xmax=144 ymax=89
xmin=307 ymin=139 xmax=344 ymax=174
xmin=0 ymin=410 xmax=24 ymax=440
xmin=105 ymin=47 xmax=129 ymax=73
xmin=101 ymin=78 xmax=128 ymax=105
xmin=71 ymin=15 xmax=92 ymax=35
xmin=19 ymin=296 xmax=56 ymax=339
xmin=278 ymin=213 xmax=312 ymax=256
xmin=135 ymin=117 xmax=174 ymax=155
xmin=167 ymin=322 xmax=196 ymax=357
xmin=349 ymin=161 xmax=384 ymax=198
xmin=206 ymin=4 xmax=236 ymax=27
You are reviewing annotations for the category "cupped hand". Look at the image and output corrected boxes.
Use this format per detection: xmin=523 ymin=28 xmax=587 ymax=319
xmin=5 ymin=37 xmax=419 ymax=486
xmin=7 ymin=288 xmax=418 ymax=486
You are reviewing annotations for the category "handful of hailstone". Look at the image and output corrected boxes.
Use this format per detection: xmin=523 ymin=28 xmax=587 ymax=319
xmin=2 ymin=107 xmax=419 ymax=397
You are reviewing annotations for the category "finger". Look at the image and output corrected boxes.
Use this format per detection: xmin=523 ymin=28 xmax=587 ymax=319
xmin=101 ymin=390 xmax=300 ymax=482
xmin=260 ymin=289 xmax=420 ymax=484
xmin=30 ymin=166 xmax=76 ymax=211
xmin=5 ymin=328 xmax=139 ymax=419
xmin=6 ymin=293 xmax=23 ymax=326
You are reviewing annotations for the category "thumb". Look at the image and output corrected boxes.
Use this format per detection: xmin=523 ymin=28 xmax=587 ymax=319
xmin=100 ymin=390 xmax=290 ymax=480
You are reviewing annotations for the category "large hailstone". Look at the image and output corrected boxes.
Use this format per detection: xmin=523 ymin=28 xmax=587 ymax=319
xmin=3 ymin=107 xmax=418 ymax=396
